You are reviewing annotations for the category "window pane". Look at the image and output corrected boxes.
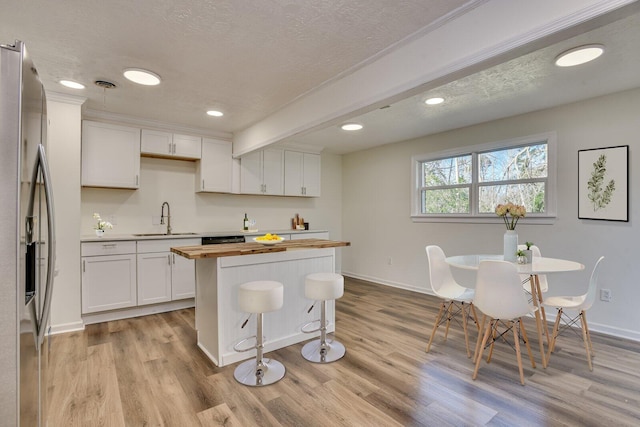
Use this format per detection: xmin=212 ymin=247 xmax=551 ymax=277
xmin=478 ymin=183 xmax=546 ymax=213
xmin=422 ymin=188 xmax=470 ymax=214
xmin=421 ymin=155 xmax=472 ymax=187
xmin=478 ymin=144 xmax=547 ymax=182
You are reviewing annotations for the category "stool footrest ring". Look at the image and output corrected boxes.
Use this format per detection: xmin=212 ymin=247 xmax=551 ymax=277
xmin=233 ymin=335 xmax=266 ymax=352
xmin=301 ymin=319 xmax=330 ymax=334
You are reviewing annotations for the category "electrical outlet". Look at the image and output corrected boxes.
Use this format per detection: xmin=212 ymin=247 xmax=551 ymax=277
xmin=600 ymin=289 xmax=612 ymax=302
xmin=387 ymin=257 xmax=393 ymax=265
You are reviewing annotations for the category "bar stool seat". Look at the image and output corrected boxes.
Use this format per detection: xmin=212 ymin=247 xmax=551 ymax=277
xmin=301 ymin=272 xmax=345 ymax=363
xmin=233 ymin=280 xmax=285 ymax=386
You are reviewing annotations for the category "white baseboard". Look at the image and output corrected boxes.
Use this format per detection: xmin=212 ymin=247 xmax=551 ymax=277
xmin=82 ymin=298 xmax=195 ymax=325
xmin=49 ymin=320 xmax=85 ymax=335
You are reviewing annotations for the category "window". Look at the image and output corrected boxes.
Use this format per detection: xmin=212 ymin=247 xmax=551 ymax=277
xmin=412 ymin=132 xmax=556 ymax=223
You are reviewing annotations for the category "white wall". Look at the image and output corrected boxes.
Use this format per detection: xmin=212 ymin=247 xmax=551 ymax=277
xmin=47 ymin=94 xmax=84 ymax=332
xmin=342 ymin=87 xmax=640 ymax=341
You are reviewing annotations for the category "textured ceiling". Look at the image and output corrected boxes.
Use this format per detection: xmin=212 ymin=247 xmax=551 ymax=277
xmin=0 ymin=0 xmax=468 ymax=135
xmin=2 ymin=1 xmax=639 ymax=155
xmin=286 ymin=9 xmax=640 ymax=153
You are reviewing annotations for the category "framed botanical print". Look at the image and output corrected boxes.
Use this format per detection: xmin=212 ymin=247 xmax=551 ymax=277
xmin=578 ymin=145 xmax=628 ymax=221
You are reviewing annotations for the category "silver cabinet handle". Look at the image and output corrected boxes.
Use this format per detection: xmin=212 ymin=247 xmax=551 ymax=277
xmin=83 ymin=260 xmax=85 ymax=273
xmin=136 ymin=175 xmax=139 ymax=186
xmin=168 ymin=254 xmax=171 ymax=265
xmin=202 ymin=179 xmax=205 ymax=189
xmin=101 ymin=243 xmax=117 ymax=248
xmin=172 ymin=253 xmax=176 ymax=264
xmin=168 ymin=142 xmax=172 ymax=154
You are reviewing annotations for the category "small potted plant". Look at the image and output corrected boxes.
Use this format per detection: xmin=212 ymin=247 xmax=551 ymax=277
xmin=522 ymin=242 xmax=534 ymax=264
xmin=93 ymin=212 xmax=113 ymax=237
xmin=516 ymin=249 xmax=527 ymax=264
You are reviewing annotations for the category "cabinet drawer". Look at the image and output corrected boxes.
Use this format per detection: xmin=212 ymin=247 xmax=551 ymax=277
xmin=137 ymin=238 xmax=201 ymax=253
xmin=81 ymin=241 xmax=136 ymax=256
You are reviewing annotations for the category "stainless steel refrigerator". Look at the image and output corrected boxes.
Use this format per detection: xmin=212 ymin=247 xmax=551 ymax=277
xmin=0 ymin=40 xmax=56 ymax=426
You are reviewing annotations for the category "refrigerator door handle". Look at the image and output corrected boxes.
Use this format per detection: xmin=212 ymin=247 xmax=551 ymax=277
xmin=27 ymin=144 xmax=56 ymax=347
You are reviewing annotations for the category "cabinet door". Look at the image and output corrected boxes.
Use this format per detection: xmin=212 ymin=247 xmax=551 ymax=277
xmin=137 ymin=252 xmax=172 ymax=305
xmin=197 ymin=138 xmax=233 ymax=192
xmin=240 ymin=150 xmax=263 ymax=194
xmin=302 ymin=153 xmax=321 ymax=197
xmin=82 ymin=121 xmax=140 ymax=189
xmin=284 ymin=151 xmax=304 ymax=196
xmin=262 ymin=148 xmax=284 ymax=195
xmin=171 ymin=253 xmax=196 ymax=299
xmin=82 ymin=254 xmax=137 ymax=313
xmin=141 ymin=129 xmax=173 ymax=156
xmin=173 ymin=134 xmax=202 ymax=159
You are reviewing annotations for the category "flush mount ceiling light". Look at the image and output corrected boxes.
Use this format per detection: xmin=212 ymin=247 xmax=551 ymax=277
xmin=59 ymin=79 xmax=85 ymax=89
xmin=555 ymin=44 xmax=604 ymax=67
xmin=123 ymin=68 xmax=161 ymax=85
xmin=425 ymin=97 xmax=444 ymax=105
xmin=340 ymin=123 xmax=363 ymax=131
xmin=207 ymin=110 xmax=224 ymax=117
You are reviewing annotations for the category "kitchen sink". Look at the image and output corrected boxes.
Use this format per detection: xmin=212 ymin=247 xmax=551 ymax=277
xmin=132 ymin=232 xmax=198 ymax=236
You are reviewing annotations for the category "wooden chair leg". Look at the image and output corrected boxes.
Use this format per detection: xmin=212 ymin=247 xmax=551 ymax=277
xmin=426 ymin=302 xmax=446 ymax=352
xmin=535 ymin=276 xmax=551 ymax=345
xmin=513 ymin=321 xmax=525 ymax=385
xmin=473 ymin=314 xmax=486 ymax=363
xmin=470 ymin=303 xmax=480 ymax=332
xmin=580 ymin=310 xmax=594 ymax=371
xmin=473 ymin=319 xmax=493 ymax=380
xmin=519 ymin=318 xmax=536 ymax=369
xmin=462 ymin=302 xmax=471 ymax=358
xmin=443 ymin=302 xmax=453 ymax=341
xmin=546 ymin=308 xmax=562 ymax=363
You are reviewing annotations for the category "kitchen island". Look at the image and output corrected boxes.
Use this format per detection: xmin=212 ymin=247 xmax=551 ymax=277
xmin=171 ymin=239 xmax=350 ymax=367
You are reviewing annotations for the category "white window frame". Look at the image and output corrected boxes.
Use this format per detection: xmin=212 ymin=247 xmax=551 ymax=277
xmin=411 ymin=132 xmax=557 ymax=224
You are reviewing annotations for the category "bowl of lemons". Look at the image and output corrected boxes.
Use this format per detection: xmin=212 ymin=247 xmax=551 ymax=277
xmin=253 ymin=233 xmax=284 ymax=245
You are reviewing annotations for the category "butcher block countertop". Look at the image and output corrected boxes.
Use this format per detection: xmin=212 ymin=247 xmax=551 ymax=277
xmin=171 ymin=238 xmax=351 ymax=259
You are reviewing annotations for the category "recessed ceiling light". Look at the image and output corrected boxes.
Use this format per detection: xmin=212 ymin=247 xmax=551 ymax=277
xmin=425 ymin=97 xmax=444 ymax=105
xmin=123 ymin=68 xmax=161 ymax=85
xmin=341 ymin=123 xmax=363 ymax=131
xmin=207 ymin=110 xmax=224 ymax=117
xmin=555 ymin=44 xmax=604 ymax=67
xmin=59 ymin=79 xmax=85 ymax=89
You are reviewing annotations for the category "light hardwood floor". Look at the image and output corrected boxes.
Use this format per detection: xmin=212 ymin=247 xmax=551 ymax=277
xmin=49 ymin=277 xmax=640 ymax=426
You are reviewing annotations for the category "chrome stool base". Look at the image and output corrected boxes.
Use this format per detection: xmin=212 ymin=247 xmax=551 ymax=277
xmin=301 ymin=338 xmax=346 ymax=363
xmin=234 ymin=358 xmax=286 ymax=387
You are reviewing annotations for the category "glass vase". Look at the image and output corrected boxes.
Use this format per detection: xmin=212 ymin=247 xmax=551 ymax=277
xmin=503 ymin=230 xmax=518 ymax=262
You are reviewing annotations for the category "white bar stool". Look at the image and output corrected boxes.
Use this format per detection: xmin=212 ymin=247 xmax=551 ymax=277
xmin=301 ymin=272 xmax=346 ymax=363
xmin=233 ymin=280 xmax=285 ymax=386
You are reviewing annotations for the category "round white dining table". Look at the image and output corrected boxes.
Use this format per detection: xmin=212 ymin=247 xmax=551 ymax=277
xmin=445 ymin=254 xmax=584 ymax=368
xmin=445 ymin=255 xmax=584 ymax=275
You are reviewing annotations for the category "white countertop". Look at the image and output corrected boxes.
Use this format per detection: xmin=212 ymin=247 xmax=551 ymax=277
xmin=81 ymin=229 xmax=328 ymax=242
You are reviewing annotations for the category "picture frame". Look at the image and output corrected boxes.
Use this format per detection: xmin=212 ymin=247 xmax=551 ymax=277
xmin=578 ymin=145 xmax=628 ymax=222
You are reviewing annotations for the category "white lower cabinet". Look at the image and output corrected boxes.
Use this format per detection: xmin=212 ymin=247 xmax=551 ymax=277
xmin=137 ymin=252 xmax=173 ymax=305
xmin=137 ymin=238 xmax=199 ymax=305
xmin=81 ymin=241 xmax=137 ymax=314
xmin=82 ymin=238 xmax=198 ymax=315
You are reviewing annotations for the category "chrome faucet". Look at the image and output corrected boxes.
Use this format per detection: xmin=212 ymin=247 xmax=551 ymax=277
xmin=160 ymin=201 xmax=172 ymax=235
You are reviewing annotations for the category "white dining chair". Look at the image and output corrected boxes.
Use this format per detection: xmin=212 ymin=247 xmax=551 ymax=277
xmin=472 ymin=260 xmax=537 ymax=385
xmin=425 ymin=245 xmax=479 ymax=358
xmin=543 ymin=256 xmax=604 ymax=371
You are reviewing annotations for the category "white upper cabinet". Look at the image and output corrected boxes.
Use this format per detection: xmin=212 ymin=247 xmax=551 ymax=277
xmin=82 ymin=120 xmax=141 ymax=189
xmin=141 ymin=129 xmax=201 ymax=160
xmin=240 ymin=148 xmax=284 ymax=195
xmin=284 ymin=151 xmax=321 ymax=197
xmin=197 ymin=138 xmax=234 ymax=193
